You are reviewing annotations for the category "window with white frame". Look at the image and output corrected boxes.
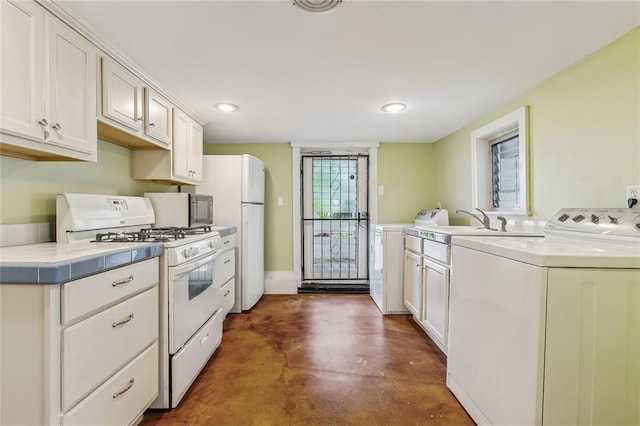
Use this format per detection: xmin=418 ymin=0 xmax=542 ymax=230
xmin=471 ymin=106 xmax=529 ymax=215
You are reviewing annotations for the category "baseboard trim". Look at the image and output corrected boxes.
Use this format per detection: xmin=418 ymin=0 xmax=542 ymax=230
xmin=264 ymin=271 xmax=299 ymax=294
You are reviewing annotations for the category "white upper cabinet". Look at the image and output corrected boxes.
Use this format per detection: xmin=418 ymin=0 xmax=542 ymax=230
xmin=0 ymin=0 xmax=45 ymax=141
xmin=145 ymin=89 xmax=173 ymax=146
xmin=0 ymin=0 xmax=97 ymax=161
xmin=189 ymin=119 xmax=204 ymax=182
xmin=46 ymin=18 xmax=97 ymax=157
xmin=172 ymin=109 xmax=191 ymax=180
xmin=132 ymin=108 xmax=203 ymax=185
xmin=101 ymin=58 xmax=144 ymax=132
xmin=173 ymin=108 xmax=203 ymax=182
xmin=98 ymin=57 xmax=171 ymax=150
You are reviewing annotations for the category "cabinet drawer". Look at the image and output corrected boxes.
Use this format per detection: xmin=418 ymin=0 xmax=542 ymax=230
xmin=62 ymin=287 xmax=158 ymax=410
xmin=221 ymin=277 xmax=235 ymax=317
xmin=220 ymin=234 xmax=235 ymax=250
xmin=216 ymin=249 xmax=235 ymax=286
xmin=63 ymin=342 xmax=158 ymax=426
xmin=405 ymin=235 xmax=422 ymax=253
xmin=423 ymin=239 xmax=450 ymax=264
xmin=171 ymin=309 xmax=223 ymax=407
xmin=62 ymin=258 xmax=159 ymax=325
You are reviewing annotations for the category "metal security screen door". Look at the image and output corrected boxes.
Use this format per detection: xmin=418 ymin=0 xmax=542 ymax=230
xmin=301 ymin=155 xmax=369 ymax=283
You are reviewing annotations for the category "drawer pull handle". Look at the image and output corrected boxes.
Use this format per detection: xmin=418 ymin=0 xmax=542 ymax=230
xmin=112 ymin=378 xmax=134 ymax=399
xmin=224 ymin=259 xmax=231 ymax=264
xmin=223 ymin=240 xmax=230 ymax=245
xmin=112 ymin=313 xmax=134 ymax=328
xmin=112 ymin=275 xmax=134 ymax=287
xmin=224 ymin=290 xmax=230 ymax=297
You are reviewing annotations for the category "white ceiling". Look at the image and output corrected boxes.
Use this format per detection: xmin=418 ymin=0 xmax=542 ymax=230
xmin=60 ymin=0 xmax=639 ymax=144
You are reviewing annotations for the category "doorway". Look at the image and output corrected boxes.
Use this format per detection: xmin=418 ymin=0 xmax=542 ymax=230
xmin=300 ymin=155 xmax=369 ymax=292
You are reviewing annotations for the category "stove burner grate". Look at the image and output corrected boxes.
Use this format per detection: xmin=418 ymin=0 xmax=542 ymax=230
xmin=91 ymin=225 xmax=213 ymax=243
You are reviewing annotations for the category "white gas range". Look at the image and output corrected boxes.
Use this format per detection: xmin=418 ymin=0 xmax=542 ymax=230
xmin=57 ymin=193 xmax=225 ymax=409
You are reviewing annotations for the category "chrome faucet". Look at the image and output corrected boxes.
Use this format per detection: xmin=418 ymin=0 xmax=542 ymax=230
xmin=496 ymin=216 xmax=508 ymax=232
xmin=456 ymin=208 xmax=492 ymax=229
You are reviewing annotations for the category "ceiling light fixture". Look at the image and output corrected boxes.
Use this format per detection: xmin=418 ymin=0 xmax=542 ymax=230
xmin=215 ymin=103 xmax=239 ymax=113
xmin=293 ymin=0 xmax=343 ymax=13
xmin=380 ymin=102 xmax=408 ymax=113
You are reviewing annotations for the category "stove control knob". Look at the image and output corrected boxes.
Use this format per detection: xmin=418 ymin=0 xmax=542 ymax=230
xmin=590 ymin=214 xmax=600 ymax=224
xmin=572 ymin=214 xmax=585 ymax=223
xmin=558 ymin=213 xmax=570 ymax=222
xmin=608 ymin=215 xmax=619 ymax=225
xmin=182 ymin=249 xmax=191 ymax=258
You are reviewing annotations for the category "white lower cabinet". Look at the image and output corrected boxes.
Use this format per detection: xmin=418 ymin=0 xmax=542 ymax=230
xmin=403 ymin=234 xmax=451 ymax=354
xmin=220 ymin=277 xmax=235 ymax=317
xmin=421 ymin=258 xmax=449 ymax=353
xmin=63 ymin=343 xmax=158 ymax=426
xmin=403 ymin=250 xmax=422 ymax=318
xmin=62 ymin=287 xmax=158 ymax=410
xmin=0 ymin=258 xmax=160 ymax=425
xmin=217 ymin=234 xmax=236 ymax=318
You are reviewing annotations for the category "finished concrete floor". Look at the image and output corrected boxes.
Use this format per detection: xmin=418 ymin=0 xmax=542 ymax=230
xmin=141 ymin=294 xmax=474 ymax=425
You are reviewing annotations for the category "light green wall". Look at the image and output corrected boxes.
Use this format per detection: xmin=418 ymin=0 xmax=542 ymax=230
xmin=0 ymin=140 xmax=173 ymax=229
xmin=377 ymin=143 xmax=438 ymax=223
xmin=433 ymin=27 xmax=640 ymax=224
xmin=203 ymin=142 xmax=437 ymax=271
xmin=203 ymin=143 xmax=294 ymax=271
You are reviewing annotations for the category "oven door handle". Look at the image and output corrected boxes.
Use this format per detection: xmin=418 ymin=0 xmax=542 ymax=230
xmin=171 ymin=252 xmax=218 ymax=277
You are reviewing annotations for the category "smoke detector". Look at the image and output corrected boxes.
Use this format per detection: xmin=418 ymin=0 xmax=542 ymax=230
xmin=293 ymin=0 xmax=343 ymax=13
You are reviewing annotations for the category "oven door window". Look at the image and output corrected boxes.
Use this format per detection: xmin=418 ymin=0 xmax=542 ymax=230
xmin=169 ymin=254 xmax=220 ymax=354
xmin=188 ymin=265 xmax=213 ymax=300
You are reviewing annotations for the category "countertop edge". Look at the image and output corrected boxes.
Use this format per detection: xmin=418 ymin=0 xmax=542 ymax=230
xmin=0 ymin=243 xmax=163 ymax=285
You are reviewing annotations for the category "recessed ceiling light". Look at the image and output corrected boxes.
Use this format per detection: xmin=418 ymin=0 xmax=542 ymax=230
xmin=381 ymin=103 xmax=408 ymax=113
xmin=215 ymin=103 xmax=239 ymax=113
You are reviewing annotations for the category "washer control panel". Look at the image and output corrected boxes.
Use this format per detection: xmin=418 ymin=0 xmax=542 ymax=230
xmin=546 ymin=208 xmax=640 ymax=238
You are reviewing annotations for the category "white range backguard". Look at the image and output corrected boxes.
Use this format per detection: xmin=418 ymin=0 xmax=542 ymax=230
xmin=196 ymin=154 xmax=265 ymax=312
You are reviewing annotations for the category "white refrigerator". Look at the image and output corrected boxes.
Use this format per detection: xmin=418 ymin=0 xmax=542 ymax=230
xmin=196 ymin=154 xmax=265 ymax=312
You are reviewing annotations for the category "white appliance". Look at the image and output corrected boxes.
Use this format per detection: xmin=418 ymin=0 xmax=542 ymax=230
xmin=144 ymin=192 xmax=214 ymax=228
xmin=370 ymin=209 xmax=449 ymax=315
xmin=196 ymin=154 xmax=265 ymax=312
xmin=57 ymin=193 xmax=225 ymax=409
xmin=370 ymin=224 xmax=409 ymax=314
xmin=447 ymin=208 xmax=640 ymax=425
xmin=401 ymin=209 xmax=540 ymax=354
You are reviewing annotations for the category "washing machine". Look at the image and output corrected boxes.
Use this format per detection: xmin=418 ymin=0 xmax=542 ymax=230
xmin=446 ymin=208 xmax=640 ymax=425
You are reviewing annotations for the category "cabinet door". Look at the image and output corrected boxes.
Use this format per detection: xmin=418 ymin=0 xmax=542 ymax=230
xmin=172 ymin=108 xmax=190 ymax=180
xmin=47 ymin=18 xmax=97 ymax=157
xmin=422 ymin=258 xmax=449 ymax=352
xmin=145 ymin=88 xmax=172 ymax=146
xmin=189 ymin=120 xmax=203 ymax=182
xmin=0 ymin=0 xmax=46 ymax=141
xmin=403 ymin=250 xmax=422 ymax=318
xmin=101 ymin=57 xmax=143 ymax=131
